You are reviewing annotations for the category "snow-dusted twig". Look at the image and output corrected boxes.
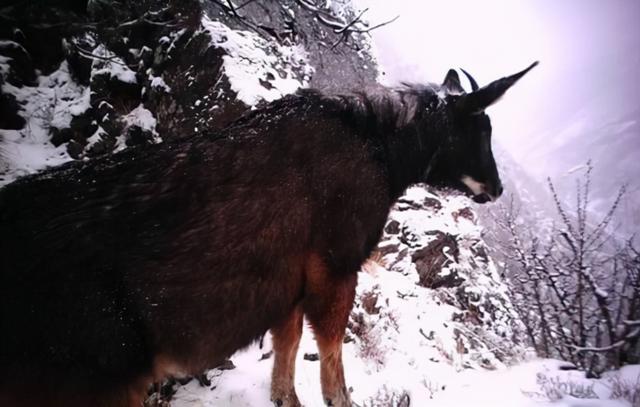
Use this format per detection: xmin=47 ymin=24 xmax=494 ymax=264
xmin=74 ymin=44 xmax=131 ymax=67
xmin=293 ymin=0 xmax=398 ymax=49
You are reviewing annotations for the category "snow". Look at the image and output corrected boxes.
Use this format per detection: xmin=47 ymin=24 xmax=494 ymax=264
xmin=90 ymin=44 xmax=138 ymax=84
xmin=0 ymin=54 xmax=10 ymax=77
xmin=567 ymin=164 xmax=587 ymax=175
xmin=0 ymin=61 xmax=86 ymax=185
xmin=150 ymin=74 xmax=172 ymax=92
xmin=44 ymin=62 xmax=91 ymax=130
xmin=170 ymin=330 xmax=638 ymax=407
xmin=104 ymin=103 xmax=163 ymax=152
xmin=200 ymin=16 xmax=313 ymax=106
xmin=84 ymin=126 xmax=107 ymax=152
xmin=120 ymin=103 xmax=161 ymax=143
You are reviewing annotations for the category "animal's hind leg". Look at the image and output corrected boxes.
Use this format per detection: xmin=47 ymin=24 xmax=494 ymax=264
xmin=270 ymin=304 xmax=303 ymax=407
xmin=304 ymin=255 xmax=357 ymax=407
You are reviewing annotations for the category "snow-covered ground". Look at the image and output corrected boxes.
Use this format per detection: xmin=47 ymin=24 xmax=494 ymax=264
xmin=200 ymin=15 xmax=312 ymax=107
xmin=165 ymin=187 xmax=640 ymax=407
xmin=168 ymin=291 xmax=638 ymax=407
xmin=0 ymin=60 xmax=80 ymax=184
xmin=172 ymin=350 xmax=639 ymax=407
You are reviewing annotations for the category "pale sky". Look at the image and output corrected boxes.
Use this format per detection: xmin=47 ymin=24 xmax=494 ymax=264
xmin=362 ymin=0 xmax=640 ymax=179
xmin=359 ymin=0 xmax=640 ymax=224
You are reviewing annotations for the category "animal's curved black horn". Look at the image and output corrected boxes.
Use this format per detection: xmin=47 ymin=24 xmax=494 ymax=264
xmin=460 ymin=68 xmax=479 ymax=92
xmin=458 ymin=61 xmax=539 ymax=114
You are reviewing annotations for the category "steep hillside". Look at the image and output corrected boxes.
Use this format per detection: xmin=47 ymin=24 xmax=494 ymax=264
xmin=0 ymin=0 xmax=377 ymax=185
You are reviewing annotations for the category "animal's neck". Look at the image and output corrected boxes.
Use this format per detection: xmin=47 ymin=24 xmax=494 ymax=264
xmin=382 ymin=124 xmax=443 ymax=200
xmin=360 ymin=92 xmax=448 ymax=200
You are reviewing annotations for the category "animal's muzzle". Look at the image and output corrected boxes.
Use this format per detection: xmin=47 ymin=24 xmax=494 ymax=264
xmin=473 ymin=182 xmax=503 ymax=203
xmin=472 ymin=193 xmax=492 ymax=204
xmin=461 ymin=175 xmax=503 ymax=204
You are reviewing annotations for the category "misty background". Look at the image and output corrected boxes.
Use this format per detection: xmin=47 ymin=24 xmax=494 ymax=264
xmin=362 ymin=0 xmax=640 ymax=234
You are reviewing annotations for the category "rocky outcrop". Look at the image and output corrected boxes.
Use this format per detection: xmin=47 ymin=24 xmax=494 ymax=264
xmin=0 ymin=0 xmax=377 ymax=186
xmin=350 ymin=186 xmax=527 ymax=374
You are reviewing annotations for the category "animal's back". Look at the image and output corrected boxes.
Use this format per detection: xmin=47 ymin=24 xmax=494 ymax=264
xmin=0 ymin=91 xmax=391 ymax=404
xmin=0 ymin=144 xmax=201 ymax=393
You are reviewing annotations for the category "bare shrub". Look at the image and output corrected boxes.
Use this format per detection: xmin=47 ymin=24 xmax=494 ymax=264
xmin=609 ymin=374 xmax=640 ymax=407
xmin=361 ymin=386 xmax=410 ymax=407
xmin=422 ymin=379 xmax=445 ymax=399
xmin=523 ymin=373 xmax=598 ymax=401
xmin=490 ymin=163 xmax=640 ymax=377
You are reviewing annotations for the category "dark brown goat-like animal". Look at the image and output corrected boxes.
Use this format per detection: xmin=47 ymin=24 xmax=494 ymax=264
xmin=0 ymin=63 xmax=537 ymax=407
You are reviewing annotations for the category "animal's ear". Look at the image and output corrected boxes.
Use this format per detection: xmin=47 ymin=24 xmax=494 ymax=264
xmin=442 ymin=69 xmax=465 ymax=94
xmin=457 ymin=61 xmax=539 ymax=114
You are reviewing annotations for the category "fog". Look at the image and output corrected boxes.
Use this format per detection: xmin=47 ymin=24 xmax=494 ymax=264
xmin=363 ymin=0 xmax=640 ymax=223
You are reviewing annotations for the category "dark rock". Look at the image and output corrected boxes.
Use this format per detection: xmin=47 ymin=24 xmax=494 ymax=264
xmin=66 ymin=140 xmax=84 ymax=159
xmin=347 ymin=311 xmax=366 ymax=340
xmin=377 ymin=242 xmax=399 ymax=257
xmin=384 ymin=220 xmax=400 ymax=235
xmin=66 ymin=36 xmax=94 ymax=85
xmin=388 ymin=248 xmax=409 ymax=272
xmin=304 ymin=353 xmax=319 ymax=361
xmin=216 ymin=359 xmax=236 ymax=370
xmin=360 ymin=290 xmax=380 ymax=315
xmin=412 ymin=232 xmax=463 ymax=289
xmin=259 ymin=351 xmax=273 ymax=361
xmin=399 ymin=225 xmax=421 ymax=248
xmin=395 ymin=197 xmax=423 ymax=211
xmin=558 ymin=364 xmax=578 ymax=371
xmin=455 ymin=287 xmax=482 ymax=313
xmin=85 ymin=134 xmax=116 ymax=157
xmin=51 ymin=110 xmax=98 ymax=152
xmin=452 ymin=310 xmax=482 ymax=326
xmin=0 ymin=89 xmax=25 ymax=129
xmin=397 ymin=392 xmax=411 ymax=407
xmin=125 ymin=125 xmax=155 ymax=147
xmin=0 ymin=40 xmax=36 ymax=86
xmin=423 ymin=197 xmax=442 ymax=211
xmin=259 ymin=77 xmax=274 ymax=90
xmin=452 ymin=207 xmax=475 ymax=223
xmin=106 ymin=74 xmax=142 ymax=104
xmin=195 ymin=373 xmax=211 ymax=387
xmin=50 ymin=127 xmax=73 ymax=147
xmin=470 ymin=244 xmax=489 ymax=263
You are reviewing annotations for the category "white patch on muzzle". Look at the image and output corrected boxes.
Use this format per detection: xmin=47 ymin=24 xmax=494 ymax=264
xmin=461 ymin=175 xmax=485 ymax=195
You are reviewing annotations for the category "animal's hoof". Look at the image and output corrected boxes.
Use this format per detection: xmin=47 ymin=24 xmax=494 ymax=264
xmin=271 ymin=394 xmax=302 ymax=407
xmin=324 ymin=388 xmax=352 ymax=407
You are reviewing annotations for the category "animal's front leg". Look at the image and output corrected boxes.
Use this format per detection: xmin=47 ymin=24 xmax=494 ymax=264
xmin=270 ymin=305 xmax=303 ymax=407
xmin=303 ymin=255 xmax=357 ymax=407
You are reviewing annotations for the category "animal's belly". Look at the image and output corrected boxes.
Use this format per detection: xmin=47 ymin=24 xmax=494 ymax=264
xmin=138 ymin=254 xmax=307 ymax=374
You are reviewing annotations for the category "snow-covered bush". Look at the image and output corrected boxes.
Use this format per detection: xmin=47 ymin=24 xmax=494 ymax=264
xmin=490 ymin=163 xmax=640 ymax=377
xmin=609 ymin=374 xmax=640 ymax=407
xmin=526 ymin=372 xmax=598 ymax=401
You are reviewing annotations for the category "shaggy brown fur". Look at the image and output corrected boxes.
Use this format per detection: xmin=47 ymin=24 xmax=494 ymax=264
xmin=0 ymin=63 xmax=536 ymax=406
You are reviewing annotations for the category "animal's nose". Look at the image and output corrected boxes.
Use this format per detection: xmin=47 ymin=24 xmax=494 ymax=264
xmin=496 ymin=183 xmax=504 ymax=197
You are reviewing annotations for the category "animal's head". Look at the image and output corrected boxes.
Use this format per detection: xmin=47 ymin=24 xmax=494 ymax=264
xmin=424 ymin=62 xmax=538 ymax=203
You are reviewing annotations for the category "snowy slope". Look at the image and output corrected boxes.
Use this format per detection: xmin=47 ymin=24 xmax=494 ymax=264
xmin=0 ymin=60 xmax=80 ymax=184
